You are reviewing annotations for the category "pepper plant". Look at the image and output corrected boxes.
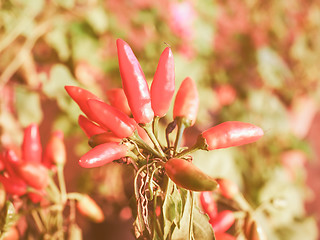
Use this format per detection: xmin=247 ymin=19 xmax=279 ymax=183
xmin=66 ymin=39 xmax=265 ymax=240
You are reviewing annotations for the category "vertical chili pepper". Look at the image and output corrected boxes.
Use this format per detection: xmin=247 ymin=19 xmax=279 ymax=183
xmin=87 ymin=99 xmax=136 ymax=138
xmin=210 ymin=210 xmax=235 ymax=233
xmin=199 ymin=121 xmax=264 ymax=151
xmin=164 ymin=158 xmax=218 ymax=191
xmin=173 ymin=77 xmax=199 ymax=126
xmin=116 ymin=39 xmax=154 ymax=124
xmin=199 ymin=191 xmax=218 ymax=220
xmin=22 ymin=124 xmax=42 ymax=163
xmin=79 ymin=142 xmax=129 ymax=168
xmin=107 ymin=88 xmax=131 ymax=116
xmin=150 ymin=47 xmax=175 ymax=117
xmin=43 ymin=131 xmax=66 ymax=168
xmin=78 ymin=115 xmax=106 ymax=138
xmin=65 ymin=86 xmax=101 ymax=123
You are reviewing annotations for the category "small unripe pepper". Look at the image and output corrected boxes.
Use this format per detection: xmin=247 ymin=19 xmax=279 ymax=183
xmin=78 ymin=115 xmax=105 ymax=138
xmin=164 ymin=158 xmax=218 ymax=191
xmin=199 ymin=121 xmax=264 ymax=151
xmin=210 ymin=210 xmax=235 ymax=233
xmin=79 ymin=142 xmax=129 ymax=168
xmin=87 ymin=99 xmax=136 ymax=139
xmin=22 ymin=124 xmax=42 ymax=163
xmin=116 ymin=39 xmax=154 ymax=124
xmin=107 ymin=88 xmax=131 ymax=116
xmin=150 ymin=47 xmax=175 ymax=117
xmin=173 ymin=77 xmax=199 ymax=127
xmin=77 ymin=194 xmax=104 ymax=223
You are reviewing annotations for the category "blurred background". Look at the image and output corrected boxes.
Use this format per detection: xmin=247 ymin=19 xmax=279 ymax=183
xmin=0 ymin=0 xmax=319 ymax=239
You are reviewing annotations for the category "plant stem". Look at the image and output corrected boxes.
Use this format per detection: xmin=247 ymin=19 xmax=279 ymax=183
xmin=188 ymin=191 xmax=194 ymax=240
xmin=152 ymin=116 xmax=160 ymax=139
xmin=31 ymin=210 xmax=45 ymax=233
xmin=130 ymin=131 xmax=163 ymax=158
xmin=141 ymin=123 xmax=166 ymax=159
xmin=173 ymin=120 xmax=186 ymax=155
xmin=175 ymin=145 xmax=199 ymax=159
xmin=57 ymin=164 xmax=67 ymax=205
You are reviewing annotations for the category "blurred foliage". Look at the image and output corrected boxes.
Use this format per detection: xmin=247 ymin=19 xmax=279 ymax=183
xmin=0 ymin=0 xmax=319 ymax=239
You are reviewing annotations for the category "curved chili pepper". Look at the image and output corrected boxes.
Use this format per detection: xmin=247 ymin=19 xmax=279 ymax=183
xmin=22 ymin=124 xmax=42 ymax=163
xmin=42 ymin=131 xmax=66 ymax=168
xmin=164 ymin=158 xmax=218 ymax=191
xmin=77 ymin=194 xmax=104 ymax=223
xmin=87 ymin=99 xmax=136 ymax=139
xmin=216 ymin=178 xmax=239 ymax=199
xmin=16 ymin=162 xmax=49 ymax=190
xmin=215 ymin=232 xmax=236 ymax=240
xmin=116 ymin=39 xmax=154 ymax=124
xmin=199 ymin=191 xmax=218 ymax=220
xmin=107 ymin=88 xmax=131 ymax=116
xmin=0 ymin=175 xmax=27 ymax=196
xmin=243 ymin=214 xmax=266 ymax=240
xmin=79 ymin=142 xmax=129 ymax=168
xmin=150 ymin=47 xmax=175 ymax=117
xmin=173 ymin=77 xmax=199 ymax=126
xmin=199 ymin=121 xmax=264 ymax=151
xmin=210 ymin=210 xmax=235 ymax=233
xmin=4 ymin=149 xmax=22 ymax=178
xmin=65 ymin=86 xmax=101 ymax=123
xmin=78 ymin=115 xmax=106 ymax=138
xmin=88 ymin=132 xmax=121 ymax=148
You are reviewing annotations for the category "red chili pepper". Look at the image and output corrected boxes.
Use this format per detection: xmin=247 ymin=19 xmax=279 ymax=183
xmin=43 ymin=131 xmax=66 ymax=168
xmin=116 ymin=39 xmax=154 ymax=124
xmin=216 ymin=178 xmax=239 ymax=199
xmin=210 ymin=210 xmax=235 ymax=233
xmin=16 ymin=162 xmax=49 ymax=190
xmin=79 ymin=142 xmax=129 ymax=168
xmin=87 ymin=99 xmax=136 ymax=138
xmin=22 ymin=124 xmax=42 ymax=163
xmin=150 ymin=47 xmax=175 ymax=117
xmin=88 ymin=132 xmax=121 ymax=148
xmin=3 ymin=149 xmax=22 ymax=178
xmin=28 ymin=191 xmax=45 ymax=203
xmin=200 ymin=121 xmax=264 ymax=151
xmin=173 ymin=77 xmax=199 ymax=126
xmin=0 ymin=153 xmax=5 ymax=171
xmin=65 ymin=86 xmax=101 ymax=123
xmin=107 ymin=88 xmax=131 ymax=116
xmin=77 ymin=194 xmax=104 ymax=223
xmin=78 ymin=115 xmax=106 ymax=138
xmin=215 ymin=232 xmax=236 ymax=240
xmin=0 ymin=175 xmax=27 ymax=196
xmin=164 ymin=158 xmax=218 ymax=191
xmin=199 ymin=191 xmax=218 ymax=220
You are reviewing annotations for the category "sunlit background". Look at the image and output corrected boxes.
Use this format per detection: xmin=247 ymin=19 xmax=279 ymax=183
xmin=0 ymin=0 xmax=319 ymax=239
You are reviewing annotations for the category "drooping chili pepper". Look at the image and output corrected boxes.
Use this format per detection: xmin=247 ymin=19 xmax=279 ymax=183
xmin=199 ymin=191 xmax=218 ymax=220
xmin=199 ymin=121 xmax=264 ymax=151
xmin=16 ymin=162 xmax=49 ymax=190
xmin=65 ymin=86 xmax=101 ymax=123
xmin=150 ymin=47 xmax=175 ymax=117
xmin=210 ymin=210 xmax=235 ymax=233
xmin=243 ymin=214 xmax=266 ymax=240
xmin=215 ymin=232 xmax=236 ymax=240
xmin=77 ymin=194 xmax=104 ymax=223
xmin=107 ymin=88 xmax=131 ymax=116
xmin=42 ymin=131 xmax=66 ymax=168
xmin=79 ymin=142 xmax=129 ymax=168
xmin=0 ymin=175 xmax=27 ymax=196
xmin=116 ymin=39 xmax=154 ymax=124
xmin=216 ymin=178 xmax=239 ymax=199
xmin=164 ymin=158 xmax=218 ymax=191
xmin=4 ymin=148 xmax=22 ymax=178
xmin=88 ymin=132 xmax=121 ymax=148
xmin=22 ymin=124 xmax=42 ymax=163
xmin=173 ymin=77 xmax=199 ymax=127
xmin=87 ymin=99 xmax=136 ymax=138
xmin=78 ymin=115 xmax=105 ymax=138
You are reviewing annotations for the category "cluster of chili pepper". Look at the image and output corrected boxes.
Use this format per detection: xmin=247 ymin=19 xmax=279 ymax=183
xmin=66 ymin=39 xmax=264 ymax=238
xmin=200 ymin=179 xmax=267 ymax=240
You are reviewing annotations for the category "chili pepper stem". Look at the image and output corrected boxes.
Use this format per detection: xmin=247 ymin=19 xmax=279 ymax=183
xmin=173 ymin=119 xmax=186 ymax=156
xmin=57 ymin=164 xmax=67 ymax=205
xmin=130 ymin=132 xmax=163 ymax=158
xmin=31 ymin=210 xmax=46 ymax=233
xmin=140 ymin=123 xmax=166 ymax=159
xmin=189 ymin=190 xmax=194 ymax=240
xmin=67 ymin=192 xmax=84 ymax=201
xmin=174 ymin=145 xmax=199 ymax=159
xmin=152 ymin=116 xmax=160 ymax=139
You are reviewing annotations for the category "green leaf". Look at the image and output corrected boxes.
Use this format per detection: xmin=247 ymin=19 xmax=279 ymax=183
xmin=86 ymin=7 xmax=109 ymax=34
xmin=193 ymin=206 xmax=215 ymax=240
xmin=45 ymin=25 xmax=70 ymax=61
xmin=162 ymin=181 xmax=176 ymax=239
xmin=0 ymin=201 xmax=17 ymax=237
xmin=15 ymin=85 xmax=43 ymax=126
